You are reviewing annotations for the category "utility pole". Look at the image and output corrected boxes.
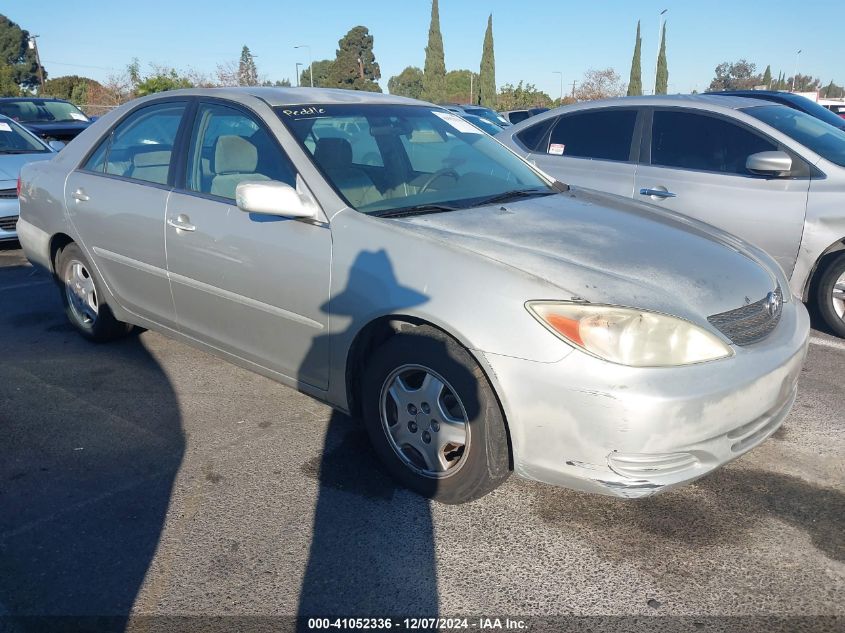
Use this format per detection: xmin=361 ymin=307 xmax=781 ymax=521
xmin=357 ymin=57 xmax=364 ymax=79
xmin=570 ymin=79 xmax=577 ymax=99
xmin=553 ymin=71 xmax=563 ymax=105
xmin=469 ymin=72 xmax=473 ymax=105
xmin=792 ymin=49 xmax=802 ymax=92
xmin=28 ymin=35 xmax=45 ymax=92
xmin=294 ymin=45 xmax=313 ymax=87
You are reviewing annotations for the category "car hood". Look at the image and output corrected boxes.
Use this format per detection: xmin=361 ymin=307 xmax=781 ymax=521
xmin=393 ymin=188 xmax=780 ymax=322
xmin=0 ymin=152 xmax=54 ymax=182
xmin=21 ymin=120 xmax=90 ymax=141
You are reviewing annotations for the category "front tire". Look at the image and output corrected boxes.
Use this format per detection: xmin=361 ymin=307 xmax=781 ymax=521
xmin=816 ymin=252 xmax=845 ymax=338
xmin=56 ymin=242 xmax=133 ymax=342
xmin=361 ymin=326 xmax=510 ymax=504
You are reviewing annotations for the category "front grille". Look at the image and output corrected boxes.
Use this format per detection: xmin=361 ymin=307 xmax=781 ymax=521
xmin=0 ymin=215 xmax=18 ymax=232
xmin=707 ymin=286 xmax=783 ymax=346
xmin=0 ymin=188 xmax=16 ymax=199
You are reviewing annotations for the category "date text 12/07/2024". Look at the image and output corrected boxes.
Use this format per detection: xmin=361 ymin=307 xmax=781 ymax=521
xmin=306 ymin=618 xmax=527 ymax=630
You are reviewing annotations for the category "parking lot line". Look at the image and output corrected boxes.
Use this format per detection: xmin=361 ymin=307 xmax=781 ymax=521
xmin=809 ymin=335 xmax=845 ymax=351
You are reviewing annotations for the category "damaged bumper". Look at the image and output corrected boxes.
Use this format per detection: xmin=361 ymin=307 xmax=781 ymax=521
xmin=481 ymin=300 xmax=810 ymax=498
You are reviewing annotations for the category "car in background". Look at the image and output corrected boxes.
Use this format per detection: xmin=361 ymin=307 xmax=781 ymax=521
xmin=500 ymin=107 xmax=549 ymax=125
xmin=707 ymin=90 xmax=845 ymax=131
xmin=0 ymin=97 xmax=93 ymax=142
xmin=458 ymin=112 xmax=504 ymax=135
xmin=441 ymin=103 xmax=510 ymax=127
xmin=819 ymin=99 xmax=845 ymax=120
xmin=497 ymin=94 xmax=845 ymax=336
xmin=17 ymin=88 xmax=808 ymax=503
xmin=0 ymin=115 xmax=57 ymax=241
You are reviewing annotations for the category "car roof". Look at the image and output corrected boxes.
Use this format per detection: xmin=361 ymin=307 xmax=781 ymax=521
xmin=556 ymin=94 xmax=773 ymax=109
xmin=145 ymin=87 xmax=429 ymax=108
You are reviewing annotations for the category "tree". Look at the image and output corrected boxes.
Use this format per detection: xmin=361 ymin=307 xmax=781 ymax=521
xmin=421 ymin=0 xmax=446 ymax=103
xmin=708 ymin=59 xmax=760 ymax=91
xmin=0 ymin=64 xmax=19 ymax=96
xmin=301 ymin=59 xmax=333 ymax=88
xmin=787 ymin=74 xmax=821 ymax=92
xmin=479 ymin=14 xmax=496 ymax=108
xmin=0 ymin=15 xmax=45 ymax=90
xmin=238 ymin=46 xmax=258 ymax=86
xmin=823 ymin=80 xmax=845 ymax=99
xmin=326 ymin=26 xmax=381 ymax=92
xmin=627 ymin=20 xmax=642 ymax=96
xmin=655 ymin=22 xmax=668 ymax=95
xmin=42 ymin=75 xmax=103 ymax=104
xmin=575 ymin=68 xmax=626 ymax=101
xmin=388 ymin=66 xmax=424 ymax=99
xmin=496 ymin=81 xmax=551 ymax=110
xmin=762 ymin=65 xmax=772 ymax=89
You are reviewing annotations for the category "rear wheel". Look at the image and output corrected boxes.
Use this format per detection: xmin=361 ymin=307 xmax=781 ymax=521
xmin=361 ymin=326 xmax=510 ymax=504
xmin=56 ymin=242 xmax=133 ymax=342
xmin=816 ymin=252 xmax=845 ymax=338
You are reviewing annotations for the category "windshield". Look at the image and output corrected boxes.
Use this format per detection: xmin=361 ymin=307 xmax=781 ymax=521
xmin=462 ymin=114 xmax=503 ymax=135
xmin=0 ymin=100 xmax=89 ymax=124
xmin=463 ymin=106 xmax=508 ymax=126
xmin=0 ymin=117 xmax=49 ymax=153
xmin=278 ymin=104 xmax=551 ymax=215
xmin=744 ymin=105 xmax=845 ymax=167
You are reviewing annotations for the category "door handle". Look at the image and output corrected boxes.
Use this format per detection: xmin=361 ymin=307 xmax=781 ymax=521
xmin=167 ymin=215 xmax=196 ymax=232
xmin=71 ymin=189 xmax=89 ymax=202
xmin=639 ymin=187 xmax=677 ymax=199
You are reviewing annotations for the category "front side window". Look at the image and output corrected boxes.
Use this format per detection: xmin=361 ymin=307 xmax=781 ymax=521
xmin=104 ymin=102 xmax=187 ymax=185
xmin=651 ymin=110 xmax=777 ymax=175
xmin=547 ymin=109 xmax=637 ymax=162
xmin=0 ymin=117 xmax=49 ymax=153
xmin=743 ymin=105 xmax=845 ymax=168
xmin=279 ymin=104 xmax=551 ymax=215
xmin=185 ymin=103 xmax=296 ymax=200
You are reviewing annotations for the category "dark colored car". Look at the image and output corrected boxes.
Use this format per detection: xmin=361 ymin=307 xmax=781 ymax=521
xmin=707 ymin=90 xmax=845 ymax=131
xmin=500 ymin=108 xmax=550 ymax=125
xmin=0 ymin=98 xmax=92 ymax=142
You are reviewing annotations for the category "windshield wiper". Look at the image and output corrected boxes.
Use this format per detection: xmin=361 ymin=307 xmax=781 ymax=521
xmin=372 ymin=203 xmax=460 ymax=219
xmin=473 ymin=188 xmax=556 ymax=206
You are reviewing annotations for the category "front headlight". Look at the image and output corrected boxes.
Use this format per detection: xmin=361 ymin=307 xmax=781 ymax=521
xmin=526 ymin=302 xmax=733 ymax=367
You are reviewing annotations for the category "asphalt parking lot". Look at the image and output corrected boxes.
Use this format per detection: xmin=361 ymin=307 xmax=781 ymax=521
xmin=0 ymin=241 xmax=842 ymax=632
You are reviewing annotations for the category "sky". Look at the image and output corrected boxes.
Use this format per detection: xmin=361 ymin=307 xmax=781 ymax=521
xmin=5 ymin=0 xmax=843 ymax=100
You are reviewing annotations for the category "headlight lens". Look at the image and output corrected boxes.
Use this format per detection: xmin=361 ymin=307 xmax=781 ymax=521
xmin=527 ymin=302 xmax=733 ymax=367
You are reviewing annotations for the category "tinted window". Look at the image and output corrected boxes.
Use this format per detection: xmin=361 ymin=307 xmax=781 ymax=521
xmin=104 ymin=102 xmax=186 ymax=185
xmin=515 ymin=118 xmax=556 ymax=151
xmin=744 ymin=105 xmax=845 ymax=168
xmin=547 ymin=109 xmax=636 ymax=161
xmin=186 ymin=103 xmax=296 ymax=200
xmin=508 ymin=111 xmax=530 ymax=124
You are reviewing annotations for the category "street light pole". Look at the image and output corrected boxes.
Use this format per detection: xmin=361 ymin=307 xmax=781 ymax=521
xmin=792 ymin=49 xmax=802 ymax=92
xmin=294 ymin=45 xmax=313 ymax=87
xmin=654 ymin=9 xmax=667 ymax=94
xmin=28 ymin=35 xmax=45 ymax=92
xmin=553 ymin=71 xmax=563 ymax=105
xmin=295 ymin=63 xmax=303 ymax=87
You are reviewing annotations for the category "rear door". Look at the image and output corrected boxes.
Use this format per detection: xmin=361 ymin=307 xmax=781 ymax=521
xmin=634 ymin=108 xmax=809 ymax=275
xmin=64 ymin=100 xmax=188 ymax=326
xmin=523 ymin=108 xmax=641 ymax=198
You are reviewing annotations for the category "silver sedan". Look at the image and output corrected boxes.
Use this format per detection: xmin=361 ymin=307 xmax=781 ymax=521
xmin=17 ymin=88 xmax=809 ymax=503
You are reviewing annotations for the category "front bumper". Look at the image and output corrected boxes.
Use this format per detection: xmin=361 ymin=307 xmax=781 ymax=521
xmin=482 ymin=300 xmax=810 ymax=498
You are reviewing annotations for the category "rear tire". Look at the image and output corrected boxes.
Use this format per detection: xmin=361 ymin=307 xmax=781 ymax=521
xmin=56 ymin=242 xmax=133 ymax=342
xmin=816 ymin=252 xmax=845 ymax=338
xmin=361 ymin=326 xmax=510 ymax=504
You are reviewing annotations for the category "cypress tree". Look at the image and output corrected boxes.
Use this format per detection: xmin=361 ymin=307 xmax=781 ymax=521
xmin=655 ymin=22 xmax=668 ymax=95
xmin=762 ymin=65 xmax=772 ymax=89
xmin=238 ymin=45 xmax=258 ymax=86
xmin=479 ymin=14 xmax=496 ymax=107
xmin=422 ymin=0 xmax=446 ymax=103
xmin=627 ymin=20 xmax=642 ymax=96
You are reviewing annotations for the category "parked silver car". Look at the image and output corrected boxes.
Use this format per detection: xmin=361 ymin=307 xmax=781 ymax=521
xmin=18 ymin=89 xmax=809 ymax=503
xmin=0 ymin=115 xmax=57 ymax=241
xmin=497 ymin=95 xmax=845 ymax=336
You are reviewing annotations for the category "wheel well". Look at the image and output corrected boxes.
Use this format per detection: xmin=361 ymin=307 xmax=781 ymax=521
xmin=807 ymin=241 xmax=845 ymax=301
xmin=344 ymin=316 xmax=514 ymax=469
xmin=49 ymin=233 xmax=74 ymax=274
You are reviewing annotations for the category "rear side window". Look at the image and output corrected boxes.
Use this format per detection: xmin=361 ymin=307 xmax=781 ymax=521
xmin=547 ymin=109 xmax=637 ymax=161
xmin=651 ymin=110 xmax=776 ymax=175
xmin=104 ymin=102 xmax=187 ymax=185
xmin=515 ymin=118 xmax=556 ymax=151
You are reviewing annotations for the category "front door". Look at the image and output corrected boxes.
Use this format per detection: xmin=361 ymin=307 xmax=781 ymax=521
xmin=634 ymin=109 xmax=808 ymax=276
xmin=64 ymin=101 xmax=187 ymax=325
xmin=165 ymin=101 xmax=331 ymax=388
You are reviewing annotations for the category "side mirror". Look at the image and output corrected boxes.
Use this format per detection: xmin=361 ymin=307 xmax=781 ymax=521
xmin=48 ymin=140 xmax=65 ymax=151
xmin=746 ymin=151 xmax=792 ymax=176
xmin=235 ymin=180 xmax=317 ymax=219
